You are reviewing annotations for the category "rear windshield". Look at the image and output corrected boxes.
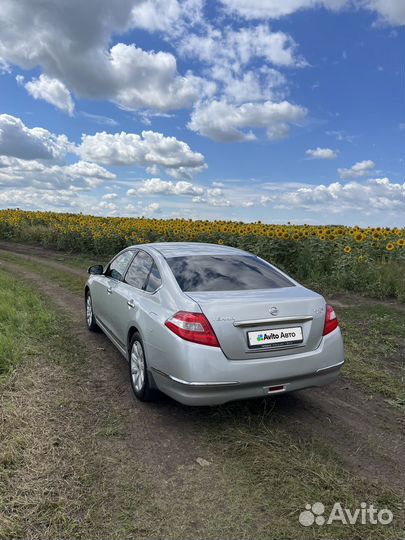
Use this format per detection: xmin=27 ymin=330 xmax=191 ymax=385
xmin=166 ymin=255 xmax=295 ymax=292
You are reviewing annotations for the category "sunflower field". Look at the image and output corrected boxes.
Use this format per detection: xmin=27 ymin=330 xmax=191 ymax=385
xmin=0 ymin=209 xmax=404 ymax=300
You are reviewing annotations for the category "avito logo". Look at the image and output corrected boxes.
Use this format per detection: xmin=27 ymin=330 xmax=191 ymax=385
xmin=299 ymin=502 xmax=394 ymax=527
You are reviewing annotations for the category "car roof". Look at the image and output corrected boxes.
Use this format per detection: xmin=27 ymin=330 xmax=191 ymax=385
xmin=139 ymin=242 xmax=247 ymax=258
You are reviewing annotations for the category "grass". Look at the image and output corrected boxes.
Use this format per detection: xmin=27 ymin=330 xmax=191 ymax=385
xmin=0 ymin=261 xmax=404 ymax=538
xmin=0 ymin=270 xmax=86 ymax=538
xmin=194 ymin=402 xmax=404 ymax=539
xmin=339 ymin=304 xmax=405 ymax=404
xmin=0 ymin=270 xmax=58 ymax=379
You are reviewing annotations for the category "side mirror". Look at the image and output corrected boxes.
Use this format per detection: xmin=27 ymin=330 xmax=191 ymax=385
xmin=88 ymin=264 xmax=104 ymax=275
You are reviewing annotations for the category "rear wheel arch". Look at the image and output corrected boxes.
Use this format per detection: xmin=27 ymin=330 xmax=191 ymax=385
xmin=127 ymin=327 xmax=158 ymax=390
xmin=128 ymin=330 xmax=158 ymax=399
xmin=127 ymin=326 xmax=140 ymax=354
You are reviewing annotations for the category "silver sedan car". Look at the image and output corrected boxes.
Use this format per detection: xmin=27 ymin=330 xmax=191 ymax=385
xmin=85 ymin=242 xmax=344 ymax=406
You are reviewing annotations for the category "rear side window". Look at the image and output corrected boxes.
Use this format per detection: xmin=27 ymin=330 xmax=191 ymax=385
xmin=166 ymin=255 xmax=294 ymax=292
xmin=145 ymin=263 xmax=162 ymax=292
xmin=125 ymin=251 xmax=162 ymax=292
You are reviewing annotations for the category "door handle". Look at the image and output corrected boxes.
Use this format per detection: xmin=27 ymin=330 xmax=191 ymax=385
xmin=107 ymin=287 xmax=113 ymax=294
xmin=127 ymin=299 xmax=137 ymax=309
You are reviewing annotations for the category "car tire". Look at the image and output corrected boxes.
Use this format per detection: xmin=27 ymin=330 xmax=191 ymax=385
xmin=129 ymin=333 xmax=155 ymax=402
xmin=85 ymin=291 xmax=99 ymax=332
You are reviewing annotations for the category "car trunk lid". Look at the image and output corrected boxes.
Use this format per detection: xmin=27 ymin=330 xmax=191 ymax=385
xmin=186 ymin=286 xmax=326 ymax=360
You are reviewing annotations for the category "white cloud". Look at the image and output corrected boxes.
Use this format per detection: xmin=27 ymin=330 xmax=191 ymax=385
xmin=0 ymin=114 xmax=69 ymax=160
xmin=0 ymin=156 xmax=46 ymax=172
xmin=178 ymin=24 xmax=303 ymax=68
xmin=23 ymin=74 xmax=75 ymax=116
xmin=130 ymin=0 xmax=204 ymax=33
xmin=362 ymin=0 xmax=405 ymax=26
xmin=107 ymin=43 xmax=214 ymax=111
xmin=338 ymin=159 xmax=375 ymax=178
xmin=177 ymin=24 xmax=301 ymax=106
xmin=1 ymin=175 xmax=403 ymax=226
xmin=102 ymin=193 xmax=118 ymax=200
xmin=219 ymin=0 xmax=346 ymax=19
xmin=326 ymin=130 xmax=355 ymax=143
xmin=99 ymin=200 xmax=117 ymax=211
xmin=195 ymin=176 xmax=404 ymax=222
xmin=80 ymin=112 xmax=118 ymax=126
xmin=0 ymin=156 xmax=115 ymax=192
xmin=278 ymin=177 xmax=405 ymax=212
xmin=219 ymin=0 xmax=405 ymax=26
xmin=0 ymin=188 xmax=78 ymax=210
xmin=77 ymin=130 xmax=206 ymax=179
xmin=0 ymin=57 xmax=10 ymax=73
xmin=306 ymin=147 xmax=338 ymax=159
xmin=0 ymin=0 xmax=213 ymax=113
xmin=63 ymin=161 xmax=115 ymax=180
xmin=142 ymin=202 xmax=160 ymax=214
xmin=128 ymin=177 xmax=204 ymax=196
xmin=207 ymin=187 xmax=223 ymax=197
xmin=130 ymin=0 xmax=182 ymax=32
xmin=192 ymin=195 xmax=231 ymax=206
xmin=208 ymin=198 xmax=231 ymax=206
xmin=260 ymin=195 xmax=273 ymax=204
xmin=216 ymin=68 xmax=286 ymax=103
xmin=188 ymin=100 xmax=307 ymax=142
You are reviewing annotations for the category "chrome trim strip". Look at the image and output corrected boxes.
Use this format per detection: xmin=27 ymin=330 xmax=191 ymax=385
xmin=152 ymin=368 xmax=240 ymax=387
xmin=233 ymin=315 xmax=313 ymax=327
xmin=316 ymin=360 xmax=344 ymax=373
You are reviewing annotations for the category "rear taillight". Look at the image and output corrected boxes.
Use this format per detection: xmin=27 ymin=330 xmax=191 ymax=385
xmin=165 ymin=311 xmax=220 ymax=347
xmin=323 ymin=304 xmax=339 ymax=336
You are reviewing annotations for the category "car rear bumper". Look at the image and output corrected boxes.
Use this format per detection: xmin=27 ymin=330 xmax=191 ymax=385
xmin=152 ymin=362 xmax=342 ymax=406
xmin=149 ymin=327 xmax=344 ymax=406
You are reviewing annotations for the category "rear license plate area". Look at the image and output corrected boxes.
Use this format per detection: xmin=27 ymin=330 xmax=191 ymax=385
xmin=248 ymin=326 xmax=303 ymax=349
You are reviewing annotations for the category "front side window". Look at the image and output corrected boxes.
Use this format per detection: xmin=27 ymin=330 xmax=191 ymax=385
xmin=166 ymin=255 xmax=294 ymax=292
xmin=125 ymin=250 xmax=160 ymax=291
xmin=106 ymin=250 xmax=134 ymax=281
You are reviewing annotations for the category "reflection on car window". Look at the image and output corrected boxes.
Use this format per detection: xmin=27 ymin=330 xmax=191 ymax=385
xmin=145 ymin=263 xmax=162 ymax=292
xmin=166 ymin=255 xmax=294 ymax=292
xmin=107 ymin=251 xmax=134 ymax=281
xmin=125 ymin=251 xmax=155 ymax=290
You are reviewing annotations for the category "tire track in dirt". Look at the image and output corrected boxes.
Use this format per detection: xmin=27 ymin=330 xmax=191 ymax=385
xmin=0 ymin=244 xmax=403 ymax=493
xmin=0 ymin=241 xmax=86 ymax=277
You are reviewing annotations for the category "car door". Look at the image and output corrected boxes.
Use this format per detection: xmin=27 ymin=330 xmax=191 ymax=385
xmin=91 ymin=249 xmax=135 ymax=330
xmin=105 ymin=250 xmax=154 ymax=346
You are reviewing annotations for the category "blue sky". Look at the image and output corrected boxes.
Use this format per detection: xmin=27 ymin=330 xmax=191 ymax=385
xmin=0 ymin=0 xmax=404 ymax=226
